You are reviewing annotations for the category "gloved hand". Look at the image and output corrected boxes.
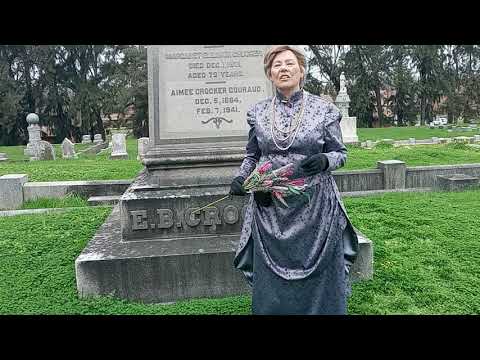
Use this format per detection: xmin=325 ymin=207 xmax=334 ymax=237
xmin=254 ymin=191 xmax=272 ymax=207
xmin=229 ymin=176 xmax=247 ymax=196
xmin=299 ymin=153 xmax=329 ymax=176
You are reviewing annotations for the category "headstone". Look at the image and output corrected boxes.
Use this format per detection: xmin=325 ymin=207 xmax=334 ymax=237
xmin=431 ymin=137 xmax=439 ymax=144
xmin=474 ymin=135 xmax=480 ymax=143
xmin=436 ymin=174 xmax=480 ymax=191
xmin=76 ymin=45 xmax=373 ymax=304
xmin=381 ymin=139 xmax=394 ymax=145
xmin=93 ymin=134 xmax=103 ymax=144
xmin=110 ymin=133 xmax=128 ymax=159
xmin=335 ymin=72 xmax=359 ymax=144
xmin=365 ymin=140 xmax=373 ymax=148
xmin=439 ymin=138 xmax=448 ymax=144
xmin=82 ymin=135 xmax=92 ymax=144
xmin=61 ymin=138 xmax=77 ymax=159
xmin=24 ymin=113 xmax=55 ymax=161
xmin=409 ymin=138 xmax=416 ymax=145
xmin=137 ymin=137 xmax=150 ymax=161
xmin=454 ymin=136 xmax=469 ymax=144
xmin=0 ymin=153 xmax=8 ymax=162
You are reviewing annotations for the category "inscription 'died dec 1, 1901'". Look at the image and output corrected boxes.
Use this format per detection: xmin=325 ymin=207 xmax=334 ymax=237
xmin=129 ymin=205 xmax=247 ymax=231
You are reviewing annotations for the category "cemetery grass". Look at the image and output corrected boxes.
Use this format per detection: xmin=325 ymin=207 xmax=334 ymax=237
xmin=2 ymin=141 xmax=480 ymax=181
xmin=21 ymin=194 xmax=88 ymax=209
xmin=0 ymin=139 xmax=142 ymax=181
xmin=357 ymin=126 xmax=480 ymax=141
xmin=1 ymin=190 xmax=479 ymax=314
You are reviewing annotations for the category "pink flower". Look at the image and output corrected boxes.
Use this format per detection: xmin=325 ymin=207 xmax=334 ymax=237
xmin=288 ymin=178 xmax=305 ymax=187
xmin=257 ymin=161 xmax=272 ymax=174
xmin=273 ymin=163 xmax=294 ymax=178
xmin=262 ymin=179 xmax=273 ymax=187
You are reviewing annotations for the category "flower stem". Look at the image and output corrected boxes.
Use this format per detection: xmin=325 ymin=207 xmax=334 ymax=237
xmin=192 ymin=195 xmax=231 ymax=214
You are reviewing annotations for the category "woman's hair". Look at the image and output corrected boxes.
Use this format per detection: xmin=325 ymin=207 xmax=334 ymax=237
xmin=263 ymin=45 xmax=307 ymax=86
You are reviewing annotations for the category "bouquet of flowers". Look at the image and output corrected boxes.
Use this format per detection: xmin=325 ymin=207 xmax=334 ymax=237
xmin=194 ymin=161 xmax=309 ymax=214
xmin=242 ymin=161 xmax=309 ymax=207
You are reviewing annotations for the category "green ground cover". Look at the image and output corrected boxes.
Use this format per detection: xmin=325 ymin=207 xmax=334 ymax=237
xmin=1 ymin=189 xmax=479 ymax=315
xmin=357 ymin=126 xmax=480 ymax=141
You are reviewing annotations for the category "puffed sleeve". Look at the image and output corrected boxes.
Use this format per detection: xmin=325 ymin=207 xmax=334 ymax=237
xmin=235 ymin=105 xmax=262 ymax=179
xmin=323 ymin=104 xmax=347 ymax=172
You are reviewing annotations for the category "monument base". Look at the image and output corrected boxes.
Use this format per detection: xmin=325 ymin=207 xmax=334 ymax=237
xmin=110 ymin=153 xmax=128 ymax=160
xmin=76 ymin=206 xmax=373 ymax=303
xmin=75 ymin=206 xmax=251 ymax=303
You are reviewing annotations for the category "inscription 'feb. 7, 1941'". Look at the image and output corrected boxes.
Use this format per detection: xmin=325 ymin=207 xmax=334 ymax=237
xmin=130 ymin=205 xmax=247 ymax=232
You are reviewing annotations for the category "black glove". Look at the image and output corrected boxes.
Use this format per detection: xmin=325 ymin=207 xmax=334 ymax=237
xmin=254 ymin=191 xmax=272 ymax=207
xmin=230 ymin=176 xmax=247 ymax=196
xmin=300 ymin=153 xmax=329 ymax=176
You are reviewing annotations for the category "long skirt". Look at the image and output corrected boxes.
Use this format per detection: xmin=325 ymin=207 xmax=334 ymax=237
xmin=239 ymin=179 xmax=351 ymax=315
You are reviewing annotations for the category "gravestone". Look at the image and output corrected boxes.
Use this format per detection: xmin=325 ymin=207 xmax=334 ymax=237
xmin=61 ymin=138 xmax=77 ymax=159
xmin=381 ymin=139 xmax=394 ymax=145
xmin=0 ymin=153 xmax=8 ymax=162
xmin=409 ymin=138 xmax=416 ymax=145
xmin=474 ymin=135 xmax=480 ymax=143
xmin=110 ymin=133 xmax=128 ymax=159
xmin=82 ymin=135 xmax=92 ymax=144
xmin=454 ymin=136 xmax=470 ymax=144
xmin=431 ymin=137 xmax=439 ymax=144
xmin=24 ymin=113 xmax=56 ymax=161
xmin=76 ymin=45 xmax=373 ymax=304
xmin=335 ymin=73 xmax=359 ymax=144
xmin=137 ymin=137 xmax=150 ymax=161
xmin=93 ymin=134 xmax=103 ymax=144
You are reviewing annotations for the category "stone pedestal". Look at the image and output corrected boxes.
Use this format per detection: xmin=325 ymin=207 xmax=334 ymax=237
xmin=377 ymin=160 xmax=406 ymax=190
xmin=0 ymin=174 xmax=28 ymax=210
xmin=335 ymin=73 xmax=358 ymax=144
xmin=339 ymin=116 xmax=359 ymax=144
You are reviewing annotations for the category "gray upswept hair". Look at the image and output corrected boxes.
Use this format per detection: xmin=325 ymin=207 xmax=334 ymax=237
xmin=263 ymin=45 xmax=308 ymax=87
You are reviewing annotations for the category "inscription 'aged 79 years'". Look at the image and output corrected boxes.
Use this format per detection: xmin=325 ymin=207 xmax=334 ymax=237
xmin=130 ymin=205 xmax=247 ymax=231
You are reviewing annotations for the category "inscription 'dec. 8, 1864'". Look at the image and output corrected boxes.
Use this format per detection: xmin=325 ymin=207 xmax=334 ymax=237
xmin=130 ymin=205 xmax=247 ymax=231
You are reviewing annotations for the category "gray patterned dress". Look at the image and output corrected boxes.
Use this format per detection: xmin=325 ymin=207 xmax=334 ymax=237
xmin=233 ymin=89 xmax=358 ymax=315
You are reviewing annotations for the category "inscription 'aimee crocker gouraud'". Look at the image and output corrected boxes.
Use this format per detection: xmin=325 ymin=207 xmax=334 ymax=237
xmin=130 ymin=205 xmax=247 ymax=231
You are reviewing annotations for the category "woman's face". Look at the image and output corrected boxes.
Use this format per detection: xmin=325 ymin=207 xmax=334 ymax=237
xmin=269 ymin=50 xmax=304 ymax=93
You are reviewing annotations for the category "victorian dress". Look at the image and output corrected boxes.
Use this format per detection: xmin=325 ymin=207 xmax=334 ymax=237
xmin=233 ymin=89 xmax=359 ymax=315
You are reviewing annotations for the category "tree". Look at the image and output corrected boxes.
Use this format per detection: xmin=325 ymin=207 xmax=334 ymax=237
xmin=389 ymin=45 xmax=418 ymax=126
xmin=344 ymin=45 xmax=392 ymax=127
xmin=410 ymin=45 xmax=447 ymax=125
xmin=307 ymin=45 xmax=348 ymax=97
xmin=108 ymin=45 xmax=149 ymax=138
xmin=0 ymin=49 xmax=22 ymax=145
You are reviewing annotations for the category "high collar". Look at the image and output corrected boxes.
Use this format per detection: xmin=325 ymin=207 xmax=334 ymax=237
xmin=275 ymin=88 xmax=304 ymax=105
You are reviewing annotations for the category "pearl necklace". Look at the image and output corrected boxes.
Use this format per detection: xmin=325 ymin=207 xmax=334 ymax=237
xmin=270 ymin=91 xmax=307 ymax=151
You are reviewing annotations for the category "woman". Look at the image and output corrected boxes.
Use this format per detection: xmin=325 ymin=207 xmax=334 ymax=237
xmin=230 ymin=45 xmax=359 ymax=315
